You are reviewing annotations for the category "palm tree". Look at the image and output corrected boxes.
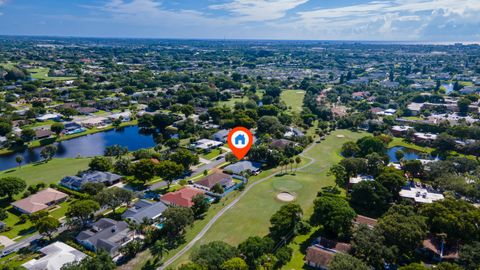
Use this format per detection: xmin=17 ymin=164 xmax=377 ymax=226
xmin=15 ymin=155 xmax=23 ymax=168
xmin=289 ymin=159 xmax=294 ymax=173
xmin=150 ymin=239 xmax=168 ymax=259
xmin=295 ymin=156 xmax=301 ymax=171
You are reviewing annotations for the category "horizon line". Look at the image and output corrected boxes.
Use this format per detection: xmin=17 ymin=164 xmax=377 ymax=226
xmin=0 ymin=34 xmax=479 ymax=46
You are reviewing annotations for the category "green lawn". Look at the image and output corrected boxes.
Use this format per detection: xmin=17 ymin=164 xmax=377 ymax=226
xmin=0 ymin=62 xmax=18 ymax=70
xmin=0 ymin=199 xmax=75 ymax=240
xmin=28 ymin=67 xmax=76 ymax=81
xmin=280 ymin=90 xmax=305 ymax=114
xmin=0 ymin=158 xmax=92 ymax=196
xmin=169 ymin=129 xmax=367 ymax=268
xmin=218 ymin=96 xmax=250 ymax=107
xmin=202 ymin=149 xmax=222 ymax=160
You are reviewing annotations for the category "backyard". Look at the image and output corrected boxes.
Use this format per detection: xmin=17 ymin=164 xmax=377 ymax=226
xmin=0 ymin=158 xmax=92 ymax=199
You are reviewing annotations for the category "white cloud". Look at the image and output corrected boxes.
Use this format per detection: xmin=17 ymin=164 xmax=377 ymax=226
xmin=289 ymin=0 xmax=480 ymax=40
xmin=210 ymin=0 xmax=308 ymax=22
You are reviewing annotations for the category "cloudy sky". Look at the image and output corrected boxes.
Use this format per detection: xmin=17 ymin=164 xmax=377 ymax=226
xmin=0 ymin=0 xmax=479 ymax=41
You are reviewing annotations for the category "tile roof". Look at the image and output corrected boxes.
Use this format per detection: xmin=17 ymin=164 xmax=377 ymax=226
xmin=11 ymin=188 xmax=68 ymax=214
xmin=195 ymin=172 xmax=232 ymax=189
xmin=160 ymin=187 xmax=204 ymax=208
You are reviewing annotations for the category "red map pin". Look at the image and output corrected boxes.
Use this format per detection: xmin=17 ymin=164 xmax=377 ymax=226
xmin=227 ymin=127 xmax=253 ymax=160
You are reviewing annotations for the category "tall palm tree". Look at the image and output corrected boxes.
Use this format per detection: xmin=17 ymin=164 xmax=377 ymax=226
xmin=295 ymin=156 xmax=301 ymax=171
xmin=289 ymin=159 xmax=294 ymax=173
xmin=150 ymin=239 xmax=168 ymax=259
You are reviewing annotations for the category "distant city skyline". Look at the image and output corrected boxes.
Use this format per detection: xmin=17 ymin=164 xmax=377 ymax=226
xmin=0 ymin=0 xmax=479 ymax=42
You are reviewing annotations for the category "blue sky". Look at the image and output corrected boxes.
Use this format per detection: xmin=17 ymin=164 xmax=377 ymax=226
xmin=0 ymin=0 xmax=479 ymax=41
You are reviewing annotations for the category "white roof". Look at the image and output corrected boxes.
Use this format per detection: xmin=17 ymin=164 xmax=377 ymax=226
xmin=195 ymin=139 xmax=223 ymax=150
xmin=36 ymin=114 xmax=60 ymax=121
xmin=22 ymin=242 xmax=87 ymax=270
xmin=399 ymin=187 xmax=444 ymax=203
xmin=414 ymin=132 xmax=438 ymax=140
xmin=349 ymin=175 xmax=374 ymax=184
xmin=407 ymin=102 xmax=424 ymax=111
xmin=392 ymin=125 xmax=413 ymax=132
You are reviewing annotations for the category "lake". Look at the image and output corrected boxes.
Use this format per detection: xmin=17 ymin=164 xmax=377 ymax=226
xmin=0 ymin=126 xmax=156 ymax=171
xmin=387 ymin=146 xmax=432 ymax=162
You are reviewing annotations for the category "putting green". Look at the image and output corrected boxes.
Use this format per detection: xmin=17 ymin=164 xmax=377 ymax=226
xmin=271 ymin=178 xmax=304 ymax=192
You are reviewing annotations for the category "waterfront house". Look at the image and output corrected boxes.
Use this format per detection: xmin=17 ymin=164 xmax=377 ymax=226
xmin=35 ymin=129 xmax=53 ymax=139
xmin=60 ymin=171 xmax=122 ymax=191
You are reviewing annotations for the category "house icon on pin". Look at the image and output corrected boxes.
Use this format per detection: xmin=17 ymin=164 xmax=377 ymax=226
xmin=235 ymin=134 xmax=246 ymax=145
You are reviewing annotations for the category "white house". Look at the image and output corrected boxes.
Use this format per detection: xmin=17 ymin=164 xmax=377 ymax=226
xmin=399 ymin=187 xmax=444 ymax=204
xmin=22 ymin=242 xmax=87 ymax=270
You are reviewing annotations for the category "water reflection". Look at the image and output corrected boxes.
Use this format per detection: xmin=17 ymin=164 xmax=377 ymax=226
xmin=0 ymin=126 xmax=155 ymax=171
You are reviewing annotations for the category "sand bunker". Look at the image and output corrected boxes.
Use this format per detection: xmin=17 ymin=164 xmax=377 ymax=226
xmin=276 ymin=192 xmax=296 ymax=202
xmin=336 ymin=134 xmax=345 ymax=138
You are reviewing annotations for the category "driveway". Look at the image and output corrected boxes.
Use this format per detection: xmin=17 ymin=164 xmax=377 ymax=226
xmin=0 ymin=236 xmax=14 ymax=247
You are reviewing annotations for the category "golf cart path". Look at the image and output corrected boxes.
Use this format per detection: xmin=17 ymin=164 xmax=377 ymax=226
xmin=158 ymin=142 xmax=317 ymax=269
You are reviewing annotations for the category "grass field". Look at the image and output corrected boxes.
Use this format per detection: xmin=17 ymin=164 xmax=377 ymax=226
xmin=0 ymin=158 xmax=92 ymax=196
xmin=201 ymin=149 xmax=222 ymax=160
xmin=281 ymin=90 xmax=305 ymax=113
xmin=0 ymin=199 xmax=75 ymax=240
xmin=28 ymin=67 xmax=76 ymax=81
xmin=169 ymin=129 xmax=367 ymax=268
xmin=0 ymin=62 xmax=18 ymax=70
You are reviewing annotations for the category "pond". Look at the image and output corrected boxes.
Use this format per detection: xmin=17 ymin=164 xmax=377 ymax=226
xmin=0 ymin=126 xmax=156 ymax=171
xmin=387 ymin=146 xmax=432 ymax=163
xmin=443 ymin=83 xmax=454 ymax=94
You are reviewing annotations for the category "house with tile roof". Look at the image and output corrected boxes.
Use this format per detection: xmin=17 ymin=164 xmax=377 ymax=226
xmin=160 ymin=187 xmax=205 ymax=208
xmin=305 ymin=237 xmax=351 ymax=269
xmin=11 ymin=188 xmax=68 ymax=215
xmin=193 ymin=172 xmax=234 ymax=192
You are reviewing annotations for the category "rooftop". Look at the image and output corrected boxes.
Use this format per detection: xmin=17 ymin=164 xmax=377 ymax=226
xmin=11 ymin=188 xmax=68 ymax=214
xmin=22 ymin=241 xmax=87 ymax=270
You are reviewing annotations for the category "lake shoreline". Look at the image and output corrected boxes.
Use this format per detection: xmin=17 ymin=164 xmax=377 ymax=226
xmin=0 ymin=120 xmax=138 ymax=156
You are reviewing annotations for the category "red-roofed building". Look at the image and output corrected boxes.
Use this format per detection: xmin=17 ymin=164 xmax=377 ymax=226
xmin=305 ymin=237 xmax=351 ymax=269
xmin=11 ymin=188 xmax=68 ymax=214
xmin=160 ymin=187 xmax=205 ymax=208
xmin=354 ymin=215 xmax=378 ymax=228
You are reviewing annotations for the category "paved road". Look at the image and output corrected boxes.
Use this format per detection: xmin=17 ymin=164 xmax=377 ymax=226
xmin=149 ymin=155 xmax=227 ymax=190
xmin=1 ymin=221 xmax=69 ymax=256
xmin=158 ymin=143 xmax=317 ymax=269
xmin=1 ymin=205 xmax=111 ymax=256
